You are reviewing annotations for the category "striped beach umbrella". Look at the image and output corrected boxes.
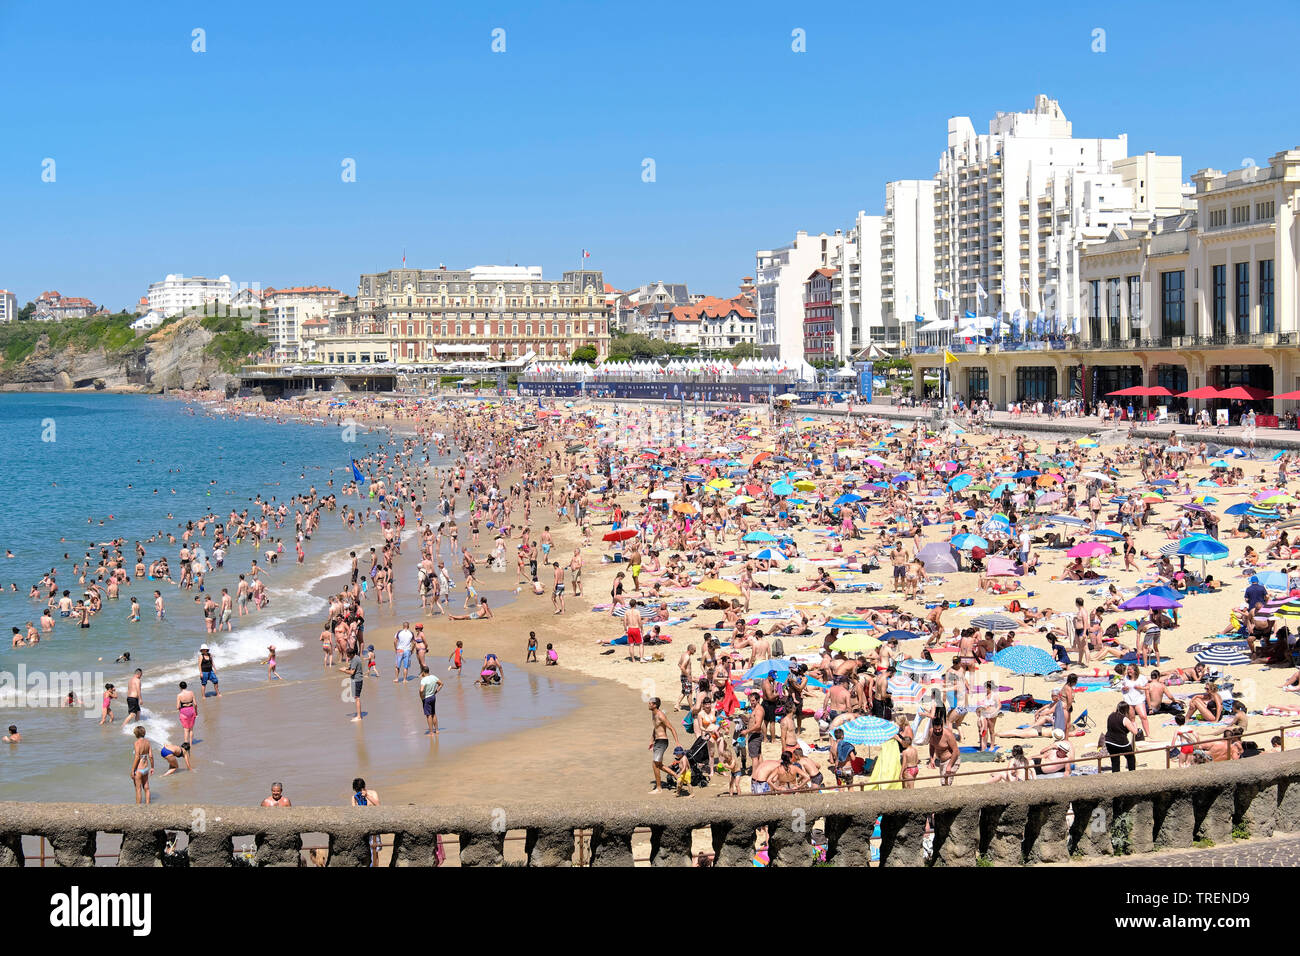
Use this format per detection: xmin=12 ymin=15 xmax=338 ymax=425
xmin=1194 ymin=646 xmax=1250 ymax=667
xmin=838 ymin=715 xmax=901 ymax=747
xmin=972 ymin=613 xmax=1020 ymax=632
xmin=898 ymin=658 xmax=944 ymax=677
xmin=887 ymin=676 xmax=926 ymax=706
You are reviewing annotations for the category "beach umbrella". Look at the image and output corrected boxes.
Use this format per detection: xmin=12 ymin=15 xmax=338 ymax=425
xmin=833 ymin=493 xmax=863 ymax=506
xmin=743 ymin=530 xmax=777 ymax=543
xmin=1257 ymin=493 xmax=1296 ymax=506
xmin=1194 ymin=646 xmax=1250 ymax=667
xmin=1272 ymin=601 xmax=1300 ymax=621
xmin=726 ymin=495 xmax=755 ymax=508
xmin=744 ymin=659 xmax=793 ymax=681
xmin=648 ymin=489 xmax=675 ymax=500
xmin=887 ymin=676 xmax=926 ymax=707
xmin=991 ymin=645 xmax=1061 ymax=675
xmin=707 ymin=478 xmax=733 ymax=491
xmin=972 ymin=613 xmax=1020 ymax=632
xmin=826 ymin=617 xmax=875 ymax=630
xmin=1067 ymin=541 xmax=1112 ymax=558
xmin=947 ymin=474 xmax=974 ymax=492
xmin=1252 ymin=570 xmax=1289 ymax=592
xmin=1177 ymin=537 xmax=1228 ymax=560
xmin=672 ymin=502 xmax=697 ymax=515
xmin=602 ymin=528 xmax=638 ymax=542
xmin=898 ymin=658 xmax=944 ymax=677
xmin=878 ymin=630 xmax=921 ymax=642
xmin=698 ymin=578 xmax=742 ymax=597
xmin=1091 ymin=529 xmax=1124 ymax=539
xmin=838 ymin=715 xmax=900 ymax=747
xmin=951 ymin=533 xmax=988 ymax=551
xmin=1151 ymin=479 xmax=1175 ymax=487
xmin=831 ymin=633 xmax=882 ymax=654
xmin=771 ymin=481 xmax=795 ymax=496
xmin=1119 ymin=592 xmax=1182 ymax=611
xmin=749 ymin=548 xmax=786 ymax=561
xmin=1013 ymin=469 xmax=1040 ymax=479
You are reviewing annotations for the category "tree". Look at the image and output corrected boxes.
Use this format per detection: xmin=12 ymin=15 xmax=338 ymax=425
xmin=724 ymin=342 xmax=758 ymax=360
xmin=17 ymin=302 xmax=34 ymax=322
xmin=570 ymin=345 xmax=598 ymax=365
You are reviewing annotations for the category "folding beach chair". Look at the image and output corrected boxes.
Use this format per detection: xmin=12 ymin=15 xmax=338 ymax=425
xmin=1073 ymin=709 xmax=1093 ymax=731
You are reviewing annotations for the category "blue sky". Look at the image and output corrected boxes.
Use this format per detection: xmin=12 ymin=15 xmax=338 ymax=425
xmin=1 ymin=0 xmax=1295 ymax=310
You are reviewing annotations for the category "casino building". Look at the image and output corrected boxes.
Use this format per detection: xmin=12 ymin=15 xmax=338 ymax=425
xmin=911 ymin=148 xmax=1300 ymax=412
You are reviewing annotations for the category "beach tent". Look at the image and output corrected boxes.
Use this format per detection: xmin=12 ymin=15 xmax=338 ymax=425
xmin=916 ymin=542 xmax=959 ymax=574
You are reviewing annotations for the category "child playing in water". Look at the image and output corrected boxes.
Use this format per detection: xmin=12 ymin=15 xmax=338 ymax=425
xmin=545 ymin=643 xmax=558 ymax=666
xmin=366 ymin=644 xmax=378 ymax=677
xmin=100 ymin=683 xmax=117 ymax=724
xmin=266 ymin=645 xmax=281 ymax=680
xmin=448 ymin=640 xmax=463 ymax=676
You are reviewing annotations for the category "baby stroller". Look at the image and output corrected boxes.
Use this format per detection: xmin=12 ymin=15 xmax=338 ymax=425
xmin=666 ymin=736 xmax=713 ymax=790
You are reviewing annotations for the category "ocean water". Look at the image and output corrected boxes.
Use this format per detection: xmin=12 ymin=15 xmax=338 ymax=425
xmin=0 ymin=393 xmax=581 ymax=807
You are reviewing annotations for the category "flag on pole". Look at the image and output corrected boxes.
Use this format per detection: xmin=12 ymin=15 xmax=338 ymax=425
xmin=936 ymin=288 xmax=951 ymax=300
xmin=976 ymin=281 xmax=988 ymax=301
xmin=402 ymin=248 xmax=406 ymax=268
xmin=351 ymin=459 xmax=367 ymax=484
xmin=914 ymin=314 xmax=925 ymax=323
xmin=582 ymin=249 xmax=591 ymax=259
xmin=944 ymin=349 xmax=958 ymax=365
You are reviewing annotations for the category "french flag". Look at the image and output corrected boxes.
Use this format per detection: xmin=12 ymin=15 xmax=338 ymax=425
xmin=582 ymin=249 xmax=590 ymax=259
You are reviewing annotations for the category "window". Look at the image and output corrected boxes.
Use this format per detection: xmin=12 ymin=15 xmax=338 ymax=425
xmin=497 ymin=323 xmax=504 ymax=336
xmin=1212 ymin=264 xmax=1226 ymax=336
xmin=1127 ymin=275 xmax=1141 ymax=335
xmin=1088 ymin=280 xmax=1101 ymax=341
xmin=1256 ymin=200 xmax=1275 ymax=221
xmin=1160 ymin=271 xmax=1184 ymax=338
xmin=1231 ymin=204 xmax=1250 ymax=225
xmin=406 ymin=323 xmax=413 ymax=336
xmin=1260 ymin=259 xmax=1275 ymax=333
xmin=1235 ymin=262 xmax=1250 ymax=335
xmin=1107 ymin=277 xmax=1123 ymax=341
xmin=1208 ymin=208 xmax=1227 ymax=228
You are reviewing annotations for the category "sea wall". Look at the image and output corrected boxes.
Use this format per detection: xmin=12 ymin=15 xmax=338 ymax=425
xmin=3 ymin=754 xmax=1297 ymax=866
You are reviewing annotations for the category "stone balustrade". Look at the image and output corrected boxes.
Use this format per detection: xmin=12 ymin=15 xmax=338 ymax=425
xmin=4 ymin=754 xmax=1298 ymax=866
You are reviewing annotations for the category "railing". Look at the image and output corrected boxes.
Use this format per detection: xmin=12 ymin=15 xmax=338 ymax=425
xmin=4 ymin=753 xmax=1298 ymax=866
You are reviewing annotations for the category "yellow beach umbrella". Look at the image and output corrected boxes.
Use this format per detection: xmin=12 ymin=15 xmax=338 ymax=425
xmin=706 ymin=478 xmax=733 ymax=491
xmin=831 ymin=633 xmax=882 ymax=654
xmin=793 ymin=479 xmax=816 ymax=492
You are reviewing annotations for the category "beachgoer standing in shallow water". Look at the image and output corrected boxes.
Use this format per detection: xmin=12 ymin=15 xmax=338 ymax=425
xmin=130 ymin=726 xmax=153 ymax=804
xmin=176 ymin=680 xmax=199 ymax=747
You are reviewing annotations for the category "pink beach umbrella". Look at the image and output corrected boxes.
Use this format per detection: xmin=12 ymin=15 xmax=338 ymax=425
xmin=1066 ymin=541 xmax=1113 ymax=559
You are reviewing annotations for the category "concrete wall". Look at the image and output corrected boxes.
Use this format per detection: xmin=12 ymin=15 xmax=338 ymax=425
xmin=4 ymin=754 xmax=1298 ymax=866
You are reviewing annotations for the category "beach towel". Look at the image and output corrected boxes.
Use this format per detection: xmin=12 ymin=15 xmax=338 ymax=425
xmin=864 ymin=738 xmax=902 ymax=790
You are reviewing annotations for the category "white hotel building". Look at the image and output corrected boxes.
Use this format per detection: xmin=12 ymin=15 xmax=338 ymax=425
xmin=146 ymin=274 xmax=232 ymax=317
xmin=912 ymin=147 xmax=1300 ymax=410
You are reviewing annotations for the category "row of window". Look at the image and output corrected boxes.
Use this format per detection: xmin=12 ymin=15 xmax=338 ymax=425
xmin=1208 ymin=200 xmax=1276 ymax=229
xmin=391 ymin=296 xmax=596 ymax=308
xmin=387 ymin=322 xmax=602 ymax=337
xmin=1162 ymin=261 xmax=1275 ymax=336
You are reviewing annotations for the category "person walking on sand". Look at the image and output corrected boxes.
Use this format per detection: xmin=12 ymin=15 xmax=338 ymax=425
xmin=418 ymin=665 xmax=442 ymax=735
xmin=624 ymin=599 xmax=644 ymax=662
xmin=130 ymin=726 xmax=153 ymax=805
xmin=648 ymin=696 xmax=680 ymax=794
xmin=552 ymin=561 xmax=565 ymax=614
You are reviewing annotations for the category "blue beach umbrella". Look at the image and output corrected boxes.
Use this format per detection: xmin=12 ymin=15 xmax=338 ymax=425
xmin=744 ymin=660 xmax=793 ymax=681
xmin=1224 ymin=503 xmax=1252 ymax=516
xmin=878 ymin=629 xmax=921 ymax=642
xmin=948 ymin=474 xmax=974 ymax=492
xmin=991 ymin=645 xmax=1061 ymax=675
xmin=743 ymin=531 xmax=777 ymax=543
xmin=1177 ymin=537 xmax=1229 ymax=560
xmin=749 ymin=548 xmax=787 ymax=561
xmin=826 ymin=617 xmax=876 ymax=630
xmin=1092 ymin=529 xmax=1125 ymax=539
xmin=951 ymin=533 xmax=988 ymax=551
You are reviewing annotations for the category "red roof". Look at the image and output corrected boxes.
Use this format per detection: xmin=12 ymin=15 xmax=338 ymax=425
xmin=265 ymin=286 xmax=339 ymax=297
xmin=668 ymin=295 xmax=755 ymax=323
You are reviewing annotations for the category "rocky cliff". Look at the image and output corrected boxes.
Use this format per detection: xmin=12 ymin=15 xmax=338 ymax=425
xmin=0 ymin=316 xmax=235 ymax=393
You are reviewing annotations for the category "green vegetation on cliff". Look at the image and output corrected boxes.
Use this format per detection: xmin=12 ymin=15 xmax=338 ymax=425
xmin=0 ymin=313 xmax=140 ymax=365
xmin=200 ymin=316 xmax=269 ymax=371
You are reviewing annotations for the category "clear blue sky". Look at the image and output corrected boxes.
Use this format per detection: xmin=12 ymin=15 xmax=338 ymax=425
xmin=1 ymin=0 xmax=1295 ymax=311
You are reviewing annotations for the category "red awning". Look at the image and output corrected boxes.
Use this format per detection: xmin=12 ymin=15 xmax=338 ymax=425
xmin=1105 ymin=385 xmax=1148 ymax=396
xmin=1271 ymin=390 xmax=1300 ymax=401
xmin=1176 ymin=386 xmax=1224 ymax=399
